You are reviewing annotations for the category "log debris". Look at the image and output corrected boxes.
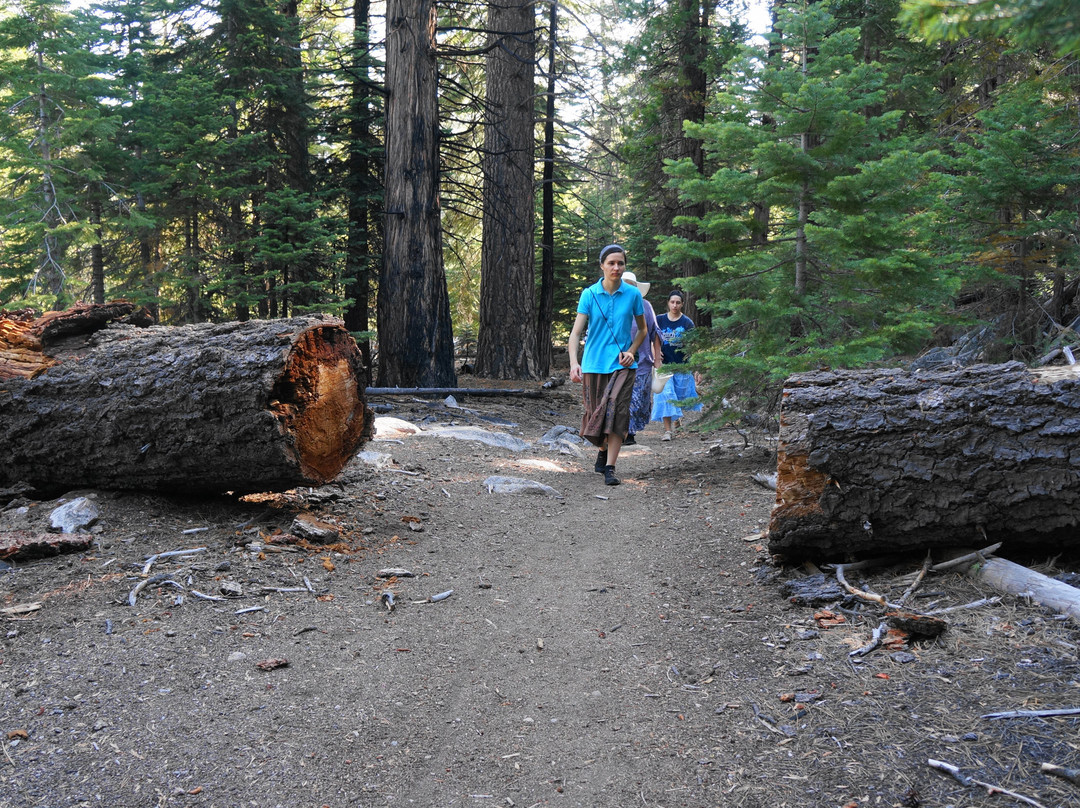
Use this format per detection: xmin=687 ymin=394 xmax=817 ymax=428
xmin=0 ymin=531 xmax=93 ymax=561
xmin=1 ymin=313 xmax=371 ymax=494
xmin=767 ymin=362 xmax=1080 ymax=560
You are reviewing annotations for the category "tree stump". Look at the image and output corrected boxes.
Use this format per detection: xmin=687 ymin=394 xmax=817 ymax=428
xmin=0 ymin=314 xmax=371 ymax=494
xmin=767 ymin=362 xmax=1080 ymax=560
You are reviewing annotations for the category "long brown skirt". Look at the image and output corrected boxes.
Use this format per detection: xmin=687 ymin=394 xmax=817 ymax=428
xmin=580 ymin=369 xmax=635 ymax=447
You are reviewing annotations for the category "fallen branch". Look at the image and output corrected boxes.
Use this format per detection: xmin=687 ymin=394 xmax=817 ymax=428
xmin=925 ymin=596 xmax=1002 ymax=616
xmin=1041 ymin=762 xmax=1080 ymax=785
xmin=128 ymin=573 xmax=170 ymax=607
xmin=835 ymin=564 xmax=901 ymax=610
xmin=931 ymin=543 xmax=1003 ymax=572
xmin=366 ymin=386 xmax=541 ymax=398
xmin=189 ymin=589 xmax=226 ymax=602
xmin=142 ymin=546 xmax=207 ymax=575
xmin=850 ymin=622 xmax=886 ymax=658
xmin=928 ymin=759 xmax=1047 ymax=808
xmin=897 ymin=552 xmax=932 ymax=608
xmin=982 ymin=707 xmax=1080 ymax=720
xmin=964 ymin=557 xmax=1080 ymax=623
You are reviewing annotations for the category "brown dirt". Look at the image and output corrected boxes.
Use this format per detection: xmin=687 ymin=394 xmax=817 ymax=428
xmin=2 ymin=379 xmax=1079 ymax=808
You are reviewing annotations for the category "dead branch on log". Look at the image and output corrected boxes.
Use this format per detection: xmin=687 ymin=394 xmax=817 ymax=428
xmin=928 ymin=759 xmax=1047 ymax=808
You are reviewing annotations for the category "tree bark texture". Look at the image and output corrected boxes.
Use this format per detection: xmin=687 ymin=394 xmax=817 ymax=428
xmin=1 ymin=302 xmax=153 ymax=380
xmin=476 ymin=0 xmax=540 ymax=381
xmin=767 ymin=362 xmax=1080 ymax=560
xmin=379 ymin=0 xmax=457 ymax=388
xmin=0 ymin=315 xmax=371 ymax=495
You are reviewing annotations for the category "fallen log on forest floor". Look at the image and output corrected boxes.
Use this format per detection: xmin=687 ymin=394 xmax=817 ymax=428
xmin=767 ymin=362 xmax=1080 ymax=560
xmin=366 ymin=386 xmax=542 ymax=398
xmin=0 ymin=309 xmax=371 ymax=494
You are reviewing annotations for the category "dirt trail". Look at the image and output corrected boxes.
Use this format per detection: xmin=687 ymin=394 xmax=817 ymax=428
xmin=1 ymin=385 xmax=1078 ymax=807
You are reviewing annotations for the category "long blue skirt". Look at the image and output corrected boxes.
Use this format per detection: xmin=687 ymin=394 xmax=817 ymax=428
xmin=650 ymin=371 xmax=702 ymax=422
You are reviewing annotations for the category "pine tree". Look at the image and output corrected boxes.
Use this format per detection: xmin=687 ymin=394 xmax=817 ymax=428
xmin=0 ymin=0 xmax=114 ymax=307
xmin=659 ymin=0 xmax=955 ymax=406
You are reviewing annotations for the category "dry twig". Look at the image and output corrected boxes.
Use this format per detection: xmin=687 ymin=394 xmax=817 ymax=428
xmin=930 ymin=543 xmax=1002 ymax=572
xmin=1040 ymin=762 xmax=1080 ymax=785
xmin=835 ymin=564 xmax=900 ymax=610
xmin=897 ymin=552 xmax=932 ymax=607
xmin=928 ymin=759 xmax=1047 ymax=808
xmin=982 ymin=707 xmax=1080 ymax=720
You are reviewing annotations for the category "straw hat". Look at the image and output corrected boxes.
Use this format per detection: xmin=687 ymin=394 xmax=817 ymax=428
xmin=622 ymin=271 xmax=651 ymax=298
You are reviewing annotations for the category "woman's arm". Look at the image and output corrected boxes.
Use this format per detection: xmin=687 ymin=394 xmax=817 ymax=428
xmin=568 ymin=312 xmax=589 ymax=382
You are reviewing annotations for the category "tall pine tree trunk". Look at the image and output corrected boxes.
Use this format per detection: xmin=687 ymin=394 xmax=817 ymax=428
xmin=476 ymin=0 xmax=540 ymax=380
xmin=537 ymin=0 xmax=557 ymax=376
xmin=91 ymin=200 xmax=105 ymax=305
xmin=343 ymin=0 xmax=380 ymax=383
xmin=270 ymin=0 xmax=318 ymax=313
xmin=379 ymin=0 xmax=456 ymax=387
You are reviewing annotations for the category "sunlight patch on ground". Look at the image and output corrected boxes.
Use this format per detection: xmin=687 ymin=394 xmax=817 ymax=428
xmin=513 ymin=458 xmax=568 ymax=473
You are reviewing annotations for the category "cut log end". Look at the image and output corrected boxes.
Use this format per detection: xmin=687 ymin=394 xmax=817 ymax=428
xmin=274 ymin=325 xmax=371 ymax=483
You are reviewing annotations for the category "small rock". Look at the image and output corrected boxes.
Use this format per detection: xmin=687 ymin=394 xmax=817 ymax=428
xmin=358 ymin=451 xmax=394 ymax=469
xmin=290 ymin=513 xmax=341 ymax=544
xmin=49 ymin=497 xmax=100 ymax=534
xmin=890 ymin=651 xmax=918 ymax=664
xmin=483 ymin=476 xmax=562 ymax=498
xmin=220 ymin=581 xmax=243 ymax=597
xmin=227 ymin=652 xmax=246 ymax=663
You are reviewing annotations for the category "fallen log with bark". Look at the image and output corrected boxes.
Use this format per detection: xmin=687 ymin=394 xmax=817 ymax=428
xmin=0 ymin=307 xmax=371 ymax=494
xmin=767 ymin=362 xmax=1080 ymax=560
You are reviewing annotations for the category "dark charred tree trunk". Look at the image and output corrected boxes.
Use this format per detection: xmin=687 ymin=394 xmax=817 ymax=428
xmin=0 ymin=314 xmax=370 ymax=495
xmin=767 ymin=362 xmax=1080 ymax=561
xmin=379 ymin=0 xmax=457 ymax=388
xmin=342 ymin=0 xmax=381 ymax=384
xmin=476 ymin=0 xmax=540 ymax=380
xmin=90 ymin=199 xmax=105 ymax=305
xmin=536 ymin=0 xmax=557 ymax=377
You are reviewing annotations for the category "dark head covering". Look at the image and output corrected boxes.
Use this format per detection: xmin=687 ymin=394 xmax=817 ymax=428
xmin=599 ymin=244 xmax=626 ymax=264
xmin=668 ymin=289 xmax=685 ymax=302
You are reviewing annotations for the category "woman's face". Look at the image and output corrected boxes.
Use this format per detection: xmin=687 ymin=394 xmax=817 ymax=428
xmin=601 ymin=251 xmax=626 ymax=282
xmin=667 ymin=295 xmax=684 ymax=317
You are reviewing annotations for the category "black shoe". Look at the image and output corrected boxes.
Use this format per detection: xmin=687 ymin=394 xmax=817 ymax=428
xmin=623 ymin=434 xmax=636 ymax=446
xmin=604 ymin=465 xmax=620 ymax=486
xmin=594 ymin=449 xmax=608 ymax=473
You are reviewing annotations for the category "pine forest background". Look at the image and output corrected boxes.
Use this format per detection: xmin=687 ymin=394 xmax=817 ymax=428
xmin=1 ymin=0 xmax=1078 ymax=410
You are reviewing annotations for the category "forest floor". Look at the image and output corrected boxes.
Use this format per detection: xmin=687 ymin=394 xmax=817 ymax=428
xmin=1 ymin=376 xmax=1079 ymax=808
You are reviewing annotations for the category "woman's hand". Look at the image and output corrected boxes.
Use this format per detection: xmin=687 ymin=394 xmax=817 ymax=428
xmin=617 ymin=350 xmax=633 ymax=367
xmin=570 ymin=365 xmax=583 ymax=383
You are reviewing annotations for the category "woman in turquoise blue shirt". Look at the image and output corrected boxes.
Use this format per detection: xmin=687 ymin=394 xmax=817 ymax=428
xmin=568 ymin=244 xmax=647 ymax=486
